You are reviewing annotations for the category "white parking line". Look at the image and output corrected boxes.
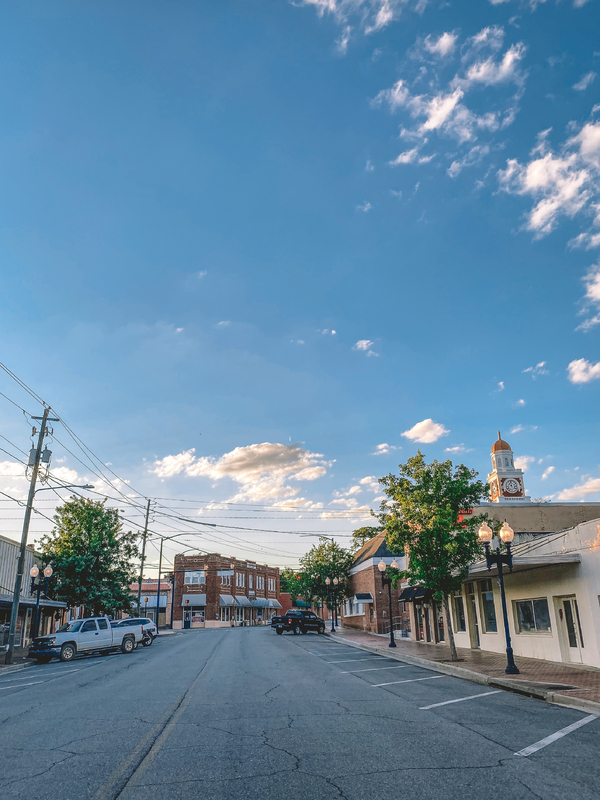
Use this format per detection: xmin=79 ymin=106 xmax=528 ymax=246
xmin=420 ymin=690 xmax=502 ymax=710
xmin=0 ymin=680 xmax=46 ymax=690
xmin=373 ymin=675 xmax=445 ymax=687
xmin=0 ymin=668 xmax=82 ymax=683
xmin=341 ymin=665 xmax=411 ymax=674
xmin=514 ymin=714 xmax=598 ymax=757
xmin=326 ymin=658 xmax=386 ymax=664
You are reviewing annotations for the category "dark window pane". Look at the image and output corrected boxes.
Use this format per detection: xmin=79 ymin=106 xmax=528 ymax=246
xmin=482 ymin=592 xmax=497 ymax=632
xmin=516 ymin=601 xmax=535 ymax=632
xmin=563 ymin=600 xmax=577 ymax=646
xmin=454 ymin=597 xmax=466 ymax=632
xmin=97 ymin=619 xmax=108 ymax=630
xmin=81 ymin=620 xmax=97 ymax=632
xmin=533 ymin=599 xmax=551 ymax=632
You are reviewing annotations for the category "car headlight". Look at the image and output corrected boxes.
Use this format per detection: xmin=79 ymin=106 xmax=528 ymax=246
xmin=42 ymin=638 xmax=56 ymax=646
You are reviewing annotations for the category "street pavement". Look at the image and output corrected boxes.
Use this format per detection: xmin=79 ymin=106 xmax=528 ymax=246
xmin=0 ymin=627 xmax=599 ymax=799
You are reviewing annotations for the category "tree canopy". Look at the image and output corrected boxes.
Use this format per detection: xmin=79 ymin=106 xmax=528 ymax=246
xmin=350 ymin=525 xmax=383 ymax=552
xmin=378 ymin=452 xmax=489 ymax=660
xmin=39 ymin=497 xmax=139 ymax=616
xmin=299 ymin=537 xmax=354 ymax=609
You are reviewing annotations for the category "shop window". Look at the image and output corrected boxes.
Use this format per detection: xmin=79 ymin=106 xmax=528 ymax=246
xmin=191 ymin=608 xmax=205 ymax=624
xmin=479 ymin=579 xmax=497 ymax=633
xmin=453 ymin=595 xmax=466 ymax=632
xmin=218 ymin=570 xmax=233 ymax=586
xmin=515 ymin=599 xmax=551 ymax=633
xmin=219 ymin=607 xmax=231 ymax=622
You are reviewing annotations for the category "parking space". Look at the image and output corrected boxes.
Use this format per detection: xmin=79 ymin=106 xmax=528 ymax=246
xmin=286 ymin=634 xmax=600 ymax=771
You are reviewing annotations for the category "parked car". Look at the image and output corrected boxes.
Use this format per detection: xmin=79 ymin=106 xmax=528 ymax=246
xmin=28 ymin=617 xmax=144 ymax=663
xmin=271 ymin=609 xmax=326 ymax=635
xmin=112 ymin=617 xmax=157 ymax=644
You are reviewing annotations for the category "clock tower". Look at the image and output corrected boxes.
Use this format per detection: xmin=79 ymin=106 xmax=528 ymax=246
xmin=487 ymin=432 xmax=531 ymax=503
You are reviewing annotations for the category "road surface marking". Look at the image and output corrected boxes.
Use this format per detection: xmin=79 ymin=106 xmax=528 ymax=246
xmin=341 ymin=665 xmax=411 ymax=673
xmin=0 ymin=668 xmax=83 ymax=682
xmin=514 ymin=715 xmax=598 ymax=757
xmin=0 ymin=680 xmax=46 ymax=690
xmin=420 ymin=690 xmax=502 ymax=709
xmin=373 ymin=675 xmax=445 ymax=687
xmin=326 ymin=658 xmax=386 ymax=664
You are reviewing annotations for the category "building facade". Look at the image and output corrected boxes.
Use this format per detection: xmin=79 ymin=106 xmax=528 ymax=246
xmin=172 ymin=552 xmax=282 ymax=629
xmin=0 ymin=534 xmax=66 ymax=649
xmin=341 ymin=532 xmax=409 ymax=636
xmin=127 ymin=580 xmax=172 ymax=627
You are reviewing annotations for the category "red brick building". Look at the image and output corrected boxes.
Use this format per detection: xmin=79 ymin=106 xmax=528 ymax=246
xmin=341 ymin=532 xmax=410 ymax=637
xmin=173 ymin=552 xmax=282 ymax=629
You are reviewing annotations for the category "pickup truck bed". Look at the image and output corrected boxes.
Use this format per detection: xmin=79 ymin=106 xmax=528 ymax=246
xmin=28 ymin=616 xmax=144 ymax=663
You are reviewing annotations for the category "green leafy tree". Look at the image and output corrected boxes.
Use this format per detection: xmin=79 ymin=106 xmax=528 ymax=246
xmin=378 ymin=452 xmax=488 ymax=661
xmin=39 ymin=497 xmax=139 ymax=617
xmin=300 ymin=537 xmax=354 ymax=612
xmin=351 ymin=525 xmax=383 ymax=552
xmin=279 ymin=569 xmax=304 ymax=600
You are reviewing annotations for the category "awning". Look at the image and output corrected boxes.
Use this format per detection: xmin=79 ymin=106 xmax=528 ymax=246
xmin=294 ymin=600 xmax=310 ymax=607
xmin=0 ymin=594 xmax=66 ymax=610
xmin=234 ymin=596 xmax=253 ymax=607
xmin=398 ymin=587 xmax=416 ymax=601
xmin=181 ymin=594 xmax=206 ymax=607
xmin=138 ymin=596 xmax=167 ymax=609
xmin=269 ymin=599 xmax=282 ymax=609
xmin=220 ymin=595 xmax=235 ymax=606
xmin=251 ymin=597 xmax=270 ymax=608
xmin=354 ymin=593 xmax=373 ymax=603
xmin=468 ymin=553 xmax=581 ymax=577
xmin=412 ymin=587 xmax=433 ymax=604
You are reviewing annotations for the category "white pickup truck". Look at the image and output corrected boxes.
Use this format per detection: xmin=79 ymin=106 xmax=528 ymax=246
xmin=28 ymin=616 xmax=144 ymax=663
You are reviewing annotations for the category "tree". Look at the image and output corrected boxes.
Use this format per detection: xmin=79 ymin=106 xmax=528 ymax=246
xmin=39 ymin=497 xmax=139 ymax=617
xmin=351 ymin=525 xmax=383 ymax=552
xmin=279 ymin=569 xmax=304 ymax=599
xmin=300 ymin=538 xmax=354 ymax=612
xmin=378 ymin=452 xmax=488 ymax=661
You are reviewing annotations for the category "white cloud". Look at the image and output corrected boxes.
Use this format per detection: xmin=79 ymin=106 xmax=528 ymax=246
xmin=515 ymin=398 xmax=526 ymax=407
xmin=557 ymin=476 xmax=600 ymax=500
xmin=510 ymin=424 xmax=525 ymax=434
xmin=318 ymin=328 xmax=337 ymax=335
xmin=365 ymin=159 xmax=375 ymax=172
xmin=354 ymin=339 xmax=374 ymax=351
xmin=460 ymin=42 xmax=527 ymax=88
xmin=423 ymin=32 xmax=457 ymax=58
xmin=356 ymin=201 xmax=372 ymax=212
xmin=299 ymin=0 xmax=410 ymax=44
xmin=567 ymin=357 xmax=600 ymax=383
xmin=216 ymin=320 xmax=230 ymax=327
xmin=151 ymin=442 xmax=329 ymax=503
xmin=389 ymin=147 xmax=435 ymax=166
xmin=402 ymin=418 xmax=450 ymax=443
xmin=514 ymin=455 xmax=535 ymax=471
xmin=498 ymin=121 xmax=600 ymax=238
xmin=372 ymin=443 xmax=400 ymax=455
xmin=390 ymin=189 xmax=403 ymax=198
xmin=541 ymin=466 xmax=555 ymax=480
xmin=577 ymin=262 xmax=600 ymax=331
xmin=495 ymin=381 xmax=505 ymax=392
xmin=359 ymin=475 xmax=380 ymax=492
xmin=0 ymin=461 xmax=24 ymax=478
xmin=444 ymin=444 xmax=466 ymax=453
xmin=574 ymin=72 xmax=596 ymax=92
xmin=51 ymin=466 xmax=81 ymax=484
xmin=447 ymin=145 xmax=491 ymax=177
xmin=522 ymin=361 xmax=549 ymax=379
xmin=197 ymin=270 xmax=207 ymax=279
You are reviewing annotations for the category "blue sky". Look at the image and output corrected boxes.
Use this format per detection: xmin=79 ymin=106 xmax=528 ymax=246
xmin=1 ymin=0 xmax=599 ymax=569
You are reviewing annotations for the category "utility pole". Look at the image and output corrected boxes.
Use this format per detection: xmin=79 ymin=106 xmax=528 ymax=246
xmin=137 ymin=499 xmax=151 ymax=614
xmin=4 ymin=407 xmax=58 ymax=665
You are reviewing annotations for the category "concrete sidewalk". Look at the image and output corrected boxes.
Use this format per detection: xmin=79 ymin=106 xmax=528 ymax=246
xmin=329 ymin=625 xmax=600 ymax=713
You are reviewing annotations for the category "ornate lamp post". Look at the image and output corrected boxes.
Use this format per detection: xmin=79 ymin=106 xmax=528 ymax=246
xmin=378 ymin=558 xmax=398 ymax=648
xmin=325 ymin=577 xmax=335 ymax=633
xmin=29 ymin=564 xmax=53 ymax=639
xmin=478 ymin=521 xmax=520 ymax=675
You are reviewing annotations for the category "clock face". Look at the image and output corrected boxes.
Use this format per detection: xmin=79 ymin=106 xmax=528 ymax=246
xmin=503 ymin=478 xmax=521 ymax=495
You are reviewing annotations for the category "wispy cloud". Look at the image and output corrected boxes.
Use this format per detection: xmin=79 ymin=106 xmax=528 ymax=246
xmin=514 ymin=455 xmax=535 ymax=471
xmin=557 ymin=476 xmax=600 ymax=500
xmin=515 ymin=398 xmax=526 ymax=407
xmin=573 ymin=72 xmax=596 ymax=92
xmin=356 ymin=201 xmax=372 ymax=212
xmin=372 ymin=443 xmax=400 ymax=455
xmin=354 ymin=339 xmax=374 ymax=351
xmin=522 ymin=361 xmax=549 ymax=379
xmin=576 ymin=262 xmax=600 ymax=331
xmin=402 ymin=418 xmax=450 ymax=443
xmin=365 ymin=159 xmax=375 ymax=172
xmin=444 ymin=443 xmax=473 ymax=453
xmin=541 ymin=465 xmax=555 ymax=480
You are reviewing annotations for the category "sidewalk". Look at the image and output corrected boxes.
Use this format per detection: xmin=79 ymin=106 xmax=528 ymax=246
xmin=0 ymin=646 xmax=32 ymax=674
xmin=330 ymin=626 xmax=600 ymax=712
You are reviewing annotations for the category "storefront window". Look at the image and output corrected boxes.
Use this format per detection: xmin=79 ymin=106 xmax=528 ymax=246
xmin=515 ymin=599 xmax=551 ymax=633
xmin=479 ymin=579 xmax=497 ymax=633
xmin=453 ymin=595 xmax=466 ymax=632
xmin=219 ymin=607 xmax=231 ymax=622
xmin=191 ymin=608 xmax=205 ymax=624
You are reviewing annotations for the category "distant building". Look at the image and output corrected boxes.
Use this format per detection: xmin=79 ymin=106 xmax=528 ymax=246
xmin=128 ymin=580 xmax=172 ymax=627
xmin=172 ymin=553 xmax=282 ymax=629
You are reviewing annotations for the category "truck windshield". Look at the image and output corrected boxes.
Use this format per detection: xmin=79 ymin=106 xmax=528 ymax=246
xmin=57 ymin=621 xmax=83 ymax=633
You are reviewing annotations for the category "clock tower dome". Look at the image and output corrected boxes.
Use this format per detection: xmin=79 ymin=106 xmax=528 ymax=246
xmin=487 ymin=432 xmax=531 ymax=503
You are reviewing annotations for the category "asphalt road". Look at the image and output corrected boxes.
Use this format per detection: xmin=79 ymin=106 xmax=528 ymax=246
xmin=1 ymin=628 xmax=599 ymax=800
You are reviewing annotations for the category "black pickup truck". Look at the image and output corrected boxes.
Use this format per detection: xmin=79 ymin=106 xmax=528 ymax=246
xmin=271 ymin=609 xmax=326 ymax=635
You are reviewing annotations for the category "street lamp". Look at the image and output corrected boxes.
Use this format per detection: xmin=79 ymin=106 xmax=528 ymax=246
xmin=378 ymin=559 xmax=397 ymax=648
xmin=325 ymin=577 xmax=335 ymax=633
xmin=29 ymin=564 xmax=53 ymax=639
xmin=333 ymin=578 xmax=339 ymax=628
xmin=478 ymin=521 xmax=520 ymax=675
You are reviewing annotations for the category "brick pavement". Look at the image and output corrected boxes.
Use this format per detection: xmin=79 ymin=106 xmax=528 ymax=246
xmin=332 ymin=626 xmax=600 ymax=706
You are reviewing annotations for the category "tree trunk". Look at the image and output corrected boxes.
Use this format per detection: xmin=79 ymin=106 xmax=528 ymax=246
xmin=442 ymin=592 xmax=458 ymax=662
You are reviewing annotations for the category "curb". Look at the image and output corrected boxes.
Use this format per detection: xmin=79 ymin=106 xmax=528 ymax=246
xmin=327 ymin=634 xmax=600 ymax=715
xmin=0 ymin=662 xmax=33 ymax=676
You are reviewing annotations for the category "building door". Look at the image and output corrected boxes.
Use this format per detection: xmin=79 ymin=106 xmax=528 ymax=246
xmin=559 ymin=597 xmax=584 ymax=663
xmin=183 ymin=611 xmax=191 ymax=629
xmin=466 ymin=583 xmax=480 ymax=649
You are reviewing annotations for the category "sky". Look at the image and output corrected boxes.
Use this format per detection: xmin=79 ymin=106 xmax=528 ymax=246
xmin=1 ymin=0 xmax=599 ymax=572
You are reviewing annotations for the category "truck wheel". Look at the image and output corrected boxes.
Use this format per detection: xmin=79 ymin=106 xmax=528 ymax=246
xmin=318 ymin=626 xmax=325 ymax=634
xmin=142 ymin=636 xmax=153 ymax=647
xmin=35 ymin=656 xmax=52 ymax=664
xmin=60 ymin=643 xmax=76 ymax=662
xmin=293 ymin=624 xmax=302 ymax=635
xmin=121 ymin=636 xmax=135 ymax=654
xmin=276 ymin=628 xmax=283 ymax=635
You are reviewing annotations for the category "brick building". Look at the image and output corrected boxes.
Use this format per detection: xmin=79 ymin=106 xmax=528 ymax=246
xmin=173 ymin=552 xmax=282 ymax=629
xmin=341 ymin=532 xmax=409 ymax=636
